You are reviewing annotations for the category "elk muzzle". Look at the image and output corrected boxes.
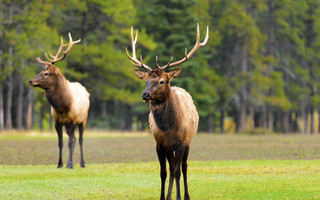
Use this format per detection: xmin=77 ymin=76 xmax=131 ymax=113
xmin=141 ymin=91 xmax=151 ymax=101
xmin=28 ymin=73 xmax=43 ymax=87
xmin=28 ymin=79 xmax=37 ymax=87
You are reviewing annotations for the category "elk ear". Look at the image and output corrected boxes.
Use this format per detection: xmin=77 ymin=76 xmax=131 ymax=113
xmin=133 ymin=69 xmax=148 ymax=80
xmin=168 ymin=68 xmax=181 ymax=80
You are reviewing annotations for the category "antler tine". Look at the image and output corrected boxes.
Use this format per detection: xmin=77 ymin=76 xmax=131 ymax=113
xmin=126 ymin=26 xmax=152 ymax=71
xmin=126 ymin=47 xmax=140 ymax=67
xmin=156 ymin=56 xmax=173 ymax=70
xmin=131 ymin=26 xmax=137 ymax=59
xmin=158 ymin=23 xmax=209 ymax=71
xmin=36 ymin=56 xmax=50 ymax=66
xmin=44 ymin=37 xmax=68 ymax=63
xmin=165 ymin=56 xmax=173 ymax=67
xmin=140 ymin=55 xmax=144 ymax=66
xmin=64 ymin=32 xmax=81 ymax=53
xmin=36 ymin=33 xmax=80 ymax=66
xmin=200 ymin=25 xmax=209 ymax=46
xmin=155 ymin=56 xmax=161 ymax=68
xmin=46 ymin=33 xmax=81 ymax=64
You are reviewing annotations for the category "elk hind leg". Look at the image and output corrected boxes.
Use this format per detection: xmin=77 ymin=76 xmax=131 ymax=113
xmin=79 ymin=123 xmax=85 ymax=168
xmin=182 ymin=146 xmax=190 ymax=200
xmin=66 ymin=124 xmax=76 ymax=169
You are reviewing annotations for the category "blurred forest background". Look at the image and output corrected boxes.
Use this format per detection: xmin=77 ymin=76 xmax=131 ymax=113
xmin=0 ymin=0 xmax=320 ymax=134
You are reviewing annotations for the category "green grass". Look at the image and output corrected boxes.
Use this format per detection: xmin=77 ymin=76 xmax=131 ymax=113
xmin=1 ymin=160 xmax=320 ymax=199
xmin=1 ymin=133 xmax=320 ymax=199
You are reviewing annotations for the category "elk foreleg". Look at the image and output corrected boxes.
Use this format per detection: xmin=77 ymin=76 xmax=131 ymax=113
xmin=182 ymin=146 xmax=190 ymax=200
xmin=66 ymin=124 xmax=76 ymax=169
xmin=166 ymin=151 xmax=175 ymax=200
xmin=79 ymin=123 xmax=85 ymax=168
xmin=156 ymin=144 xmax=167 ymax=200
xmin=55 ymin=122 xmax=63 ymax=168
xmin=174 ymin=144 xmax=185 ymax=200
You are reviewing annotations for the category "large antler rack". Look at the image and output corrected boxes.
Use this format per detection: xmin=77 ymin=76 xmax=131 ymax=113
xmin=126 ymin=23 xmax=209 ymax=72
xmin=156 ymin=23 xmax=209 ymax=71
xmin=126 ymin=27 xmax=152 ymax=72
xmin=36 ymin=32 xmax=81 ymax=66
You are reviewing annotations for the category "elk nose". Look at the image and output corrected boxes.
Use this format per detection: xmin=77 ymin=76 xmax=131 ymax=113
xmin=28 ymin=80 xmax=32 ymax=85
xmin=141 ymin=92 xmax=150 ymax=100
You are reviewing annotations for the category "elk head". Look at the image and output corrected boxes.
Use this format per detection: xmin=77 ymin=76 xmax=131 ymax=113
xmin=29 ymin=33 xmax=81 ymax=90
xmin=126 ymin=24 xmax=209 ymax=103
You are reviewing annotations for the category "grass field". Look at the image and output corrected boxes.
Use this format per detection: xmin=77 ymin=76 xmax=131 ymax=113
xmin=1 ymin=132 xmax=320 ymax=199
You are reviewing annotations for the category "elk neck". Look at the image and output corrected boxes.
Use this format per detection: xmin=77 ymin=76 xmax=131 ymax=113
xmin=44 ymin=75 xmax=72 ymax=113
xmin=150 ymin=86 xmax=180 ymax=133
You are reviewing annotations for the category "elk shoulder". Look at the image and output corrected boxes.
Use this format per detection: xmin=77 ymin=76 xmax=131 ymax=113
xmin=51 ymin=81 xmax=90 ymax=125
xmin=149 ymin=86 xmax=199 ymax=146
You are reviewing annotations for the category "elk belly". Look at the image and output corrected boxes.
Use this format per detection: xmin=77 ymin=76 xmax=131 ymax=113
xmin=69 ymin=82 xmax=90 ymax=124
xmin=51 ymin=82 xmax=90 ymax=125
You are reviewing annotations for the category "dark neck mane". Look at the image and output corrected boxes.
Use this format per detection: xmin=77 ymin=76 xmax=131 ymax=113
xmin=151 ymin=87 xmax=179 ymax=132
xmin=45 ymin=75 xmax=72 ymax=113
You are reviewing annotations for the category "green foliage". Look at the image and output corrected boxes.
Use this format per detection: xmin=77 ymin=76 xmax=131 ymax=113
xmin=2 ymin=0 xmax=320 ymax=132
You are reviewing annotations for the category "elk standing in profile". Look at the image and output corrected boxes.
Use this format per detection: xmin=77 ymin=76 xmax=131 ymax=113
xmin=126 ymin=24 xmax=209 ymax=200
xmin=29 ymin=33 xmax=90 ymax=169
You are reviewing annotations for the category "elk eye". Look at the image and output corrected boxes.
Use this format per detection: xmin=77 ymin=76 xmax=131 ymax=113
xmin=44 ymin=72 xmax=49 ymax=76
xmin=159 ymin=80 xmax=164 ymax=85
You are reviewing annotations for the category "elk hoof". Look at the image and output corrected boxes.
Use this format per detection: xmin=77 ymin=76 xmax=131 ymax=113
xmin=80 ymin=162 xmax=86 ymax=168
xmin=57 ymin=163 xmax=63 ymax=168
xmin=66 ymin=163 xmax=74 ymax=169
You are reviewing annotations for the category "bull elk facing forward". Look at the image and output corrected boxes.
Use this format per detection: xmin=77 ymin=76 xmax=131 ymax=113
xmin=126 ymin=24 xmax=209 ymax=200
xmin=29 ymin=33 xmax=90 ymax=169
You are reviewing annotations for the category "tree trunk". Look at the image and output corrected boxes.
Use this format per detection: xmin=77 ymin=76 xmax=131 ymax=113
xmin=288 ymin=111 xmax=294 ymax=133
xmin=101 ymin=101 xmax=107 ymax=116
xmin=5 ymin=3 xmax=14 ymax=130
xmin=220 ymin=110 xmax=224 ymax=133
xmin=266 ymin=0 xmax=275 ymax=133
xmin=304 ymin=107 xmax=308 ymax=134
xmin=235 ymin=110 xmax=240 ymax=133
xmin=283 ymin=111 xmax=289 ymax=133
xmin=305 ymin=4 xmax=316 ymax=134
xmin=5 ymin=79 xmax=13 ymax=130
xmin=5 ymin=45 xmax=13 ymax=130
xmin=39 ymin=105 xmax=44 ymax=131
xmin=26 ymin=89 xmax=33 ymax=130
xmin=208 ymin=113 xmax=213 ymax=133
xmin=249 ymin=106 xmax=254 ymax=130
xmin=16 ymin=80 xmax=24 ymax=130
xmin=123 ymin=104 xmax=132 ymax=131
xmin=318 ymin=109 xmax=320 ymax=134
xmin=277 ymin=110 xmax=282 ymax=132
xmin=310 ymin=105 xmax=314 ymax=134
xmin=301 ymin=101 xmax=308 ymax=134
xmin=267 ymin=105 xmax=273 ymax=132
xmin=0 ymin=84 xmax=3 ymax=131
xmin=0 ymin=2 xmax=3 ymax=131
xmin=261 ymin=105 xmax=267 ymax=128
xmin=239 ymin=45 xmax=247 ymax=132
